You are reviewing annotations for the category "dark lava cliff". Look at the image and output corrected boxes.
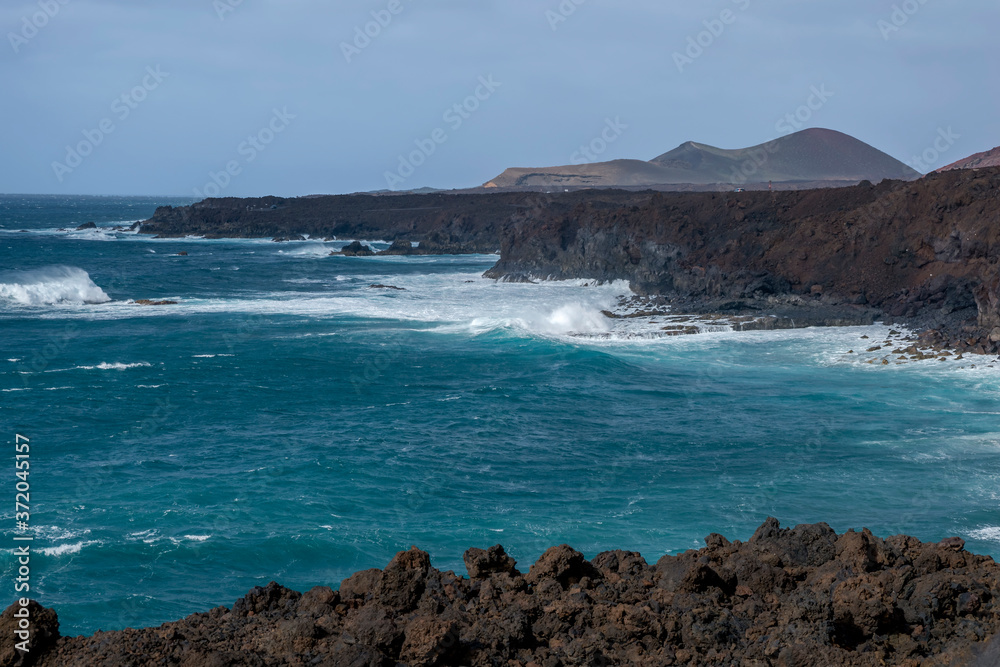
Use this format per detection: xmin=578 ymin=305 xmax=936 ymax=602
xmin=139 ymin=191 xmax=655 ymax=254
xmin=141 ymin=168 xmax=1000 ymax=353
xmin=5 ymin=520 xmax=1000 ymax=666
xmin=485 ymin=167 xmax=1000 ymax=353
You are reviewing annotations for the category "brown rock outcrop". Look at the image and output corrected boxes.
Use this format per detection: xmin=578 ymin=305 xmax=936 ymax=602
xmin=133 ymin=299 xmax=179 ymax=306
xmin=335 ymin=241 xmax=375 ymax=257
xmin=9 ymin=520 xmax=1000 ymax=666
xmin=486 ymin=167 xmax=1000 ymax=354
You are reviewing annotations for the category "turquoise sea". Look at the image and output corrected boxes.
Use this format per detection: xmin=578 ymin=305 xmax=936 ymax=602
xmin=2 ymin=195 xmax=1000 ymax=636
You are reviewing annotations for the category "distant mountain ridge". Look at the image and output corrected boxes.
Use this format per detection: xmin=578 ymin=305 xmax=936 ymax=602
xmin=936 ymin=145 xmax=1000 ymax=172
xmin=484 ymin=128 xmax=920 ymax=189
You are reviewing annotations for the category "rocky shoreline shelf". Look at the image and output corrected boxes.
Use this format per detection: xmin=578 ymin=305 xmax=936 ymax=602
xmin=5 ymin=520 xmax=1000 ymax=666
xmin=598 ymin=295 xmax=1000 ymax=368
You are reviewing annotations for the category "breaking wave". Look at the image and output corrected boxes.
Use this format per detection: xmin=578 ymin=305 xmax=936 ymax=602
xmin=75 ymin=362 xmax=152 ymax=371
xmin=0 ymin=266 xmax=111 ymax=306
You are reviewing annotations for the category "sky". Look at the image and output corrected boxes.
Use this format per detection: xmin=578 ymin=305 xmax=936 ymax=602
xmin=1 ymin=0 xmax=998 ymax=197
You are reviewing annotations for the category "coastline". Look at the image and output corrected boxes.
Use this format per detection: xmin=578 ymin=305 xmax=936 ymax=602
xmin=133 ymin=168 xmax=1000 ymax=358
xmin=596 ymin=294 xmax=998 ymax=364
xmin=7 ymin=520 xmax=1000 ymax=666
xmin=483 ymin=168 xmax=1000 ymax=359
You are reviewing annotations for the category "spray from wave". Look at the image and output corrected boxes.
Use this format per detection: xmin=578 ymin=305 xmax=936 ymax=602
xmin=542 ymin=303 xmax=611 ymax=334
xmin=277 ymin=241 xmax=332 ymax=257
xmin=467 ymin=303 xmax=612 ymax=337
xmin=0 ymin=266 xmax=111 ymax=306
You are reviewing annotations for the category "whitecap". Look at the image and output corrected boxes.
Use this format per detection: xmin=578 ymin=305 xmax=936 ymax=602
xmin=0 ymin=266 xmax=110 ymax=306
xmin=77 ymin=362 xmax=152 ymax=371
xmin=40 ymin=540 xmax=99 ymax=556
xmin=168 ymin=534 xmax=212 ymax=545
xmin=128 ymin=529 xmax=160 ymax=544
xmin=32 ymin=525 xmax=92 ymax=541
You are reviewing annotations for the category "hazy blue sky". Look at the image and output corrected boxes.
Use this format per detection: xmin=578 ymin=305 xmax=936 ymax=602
xmin=2 ymin=0 xmax=998 ymax=196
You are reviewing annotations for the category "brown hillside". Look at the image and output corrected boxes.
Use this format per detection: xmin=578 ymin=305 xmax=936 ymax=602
xmin=937 ymin=145 xmax=1000 ymax=172
xmin=485 ymin=128 xmax=920 ymax=189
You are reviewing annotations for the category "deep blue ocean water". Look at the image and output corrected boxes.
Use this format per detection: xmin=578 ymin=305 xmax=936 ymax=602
xmin=2 ymin=194 xmax=1000 ymax=636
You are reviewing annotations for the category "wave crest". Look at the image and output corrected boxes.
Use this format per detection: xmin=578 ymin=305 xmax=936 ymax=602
xmin=0 ymin=266 xmax=111 ymax=306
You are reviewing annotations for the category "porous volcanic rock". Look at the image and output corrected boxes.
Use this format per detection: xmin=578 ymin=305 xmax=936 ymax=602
xmin=378 ymin=239 xmax=420 ymax=255
xmin=9 ymin=519 xmax=1000 ymax=666
xmin=336 ymin=241 xmax=375 ymax=257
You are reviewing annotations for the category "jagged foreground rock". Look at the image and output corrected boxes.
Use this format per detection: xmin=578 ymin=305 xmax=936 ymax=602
xmin=5 ymin=520 xmax=1000 ymax=666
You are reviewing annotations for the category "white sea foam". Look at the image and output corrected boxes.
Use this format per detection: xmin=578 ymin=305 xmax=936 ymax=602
xmin=63 ymin=226 xmax=122 ymax=242
xmin=167 ymin=534 xmax=212 ymax=545
xmin=6 ymin=222 xmax=143 ymax=242
xmin=969 ymin=526 xmax=1000 ymax=543
xmin=39 ymin=270 xmax=624 ymax=332
xmin=33 ymin=525 xmax=91 ymax=541
xmin=277 ymin=241 xmax=333 ymax=257
xmin=128 ymin=529 xmax=160 ymax=544
xmin=76 ymin=362 xmax=152 ymax=371
xmin=40 ymin=540 xmax=99 ymax=556
xmin=0 ymin=266 xmax=111 ymax=306
xmin=2 ymin=388 xmax=28 ymax=392
xmin=17 ymin=259 xmax=1000 ymax=375
xmin=127 ymin=529 xmax=211 ymax=546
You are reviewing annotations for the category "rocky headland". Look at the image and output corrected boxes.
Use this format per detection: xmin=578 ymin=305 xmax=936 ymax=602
xmin=139 ymin=191 xmax=654 ymax=254
xmin=5 ymin=520 xmax=1000 ymax=666
xmin=485 ymin=166 xmax=1000 ymax=356
xmin=139 ymin=166 xmax=1000 ymax=355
